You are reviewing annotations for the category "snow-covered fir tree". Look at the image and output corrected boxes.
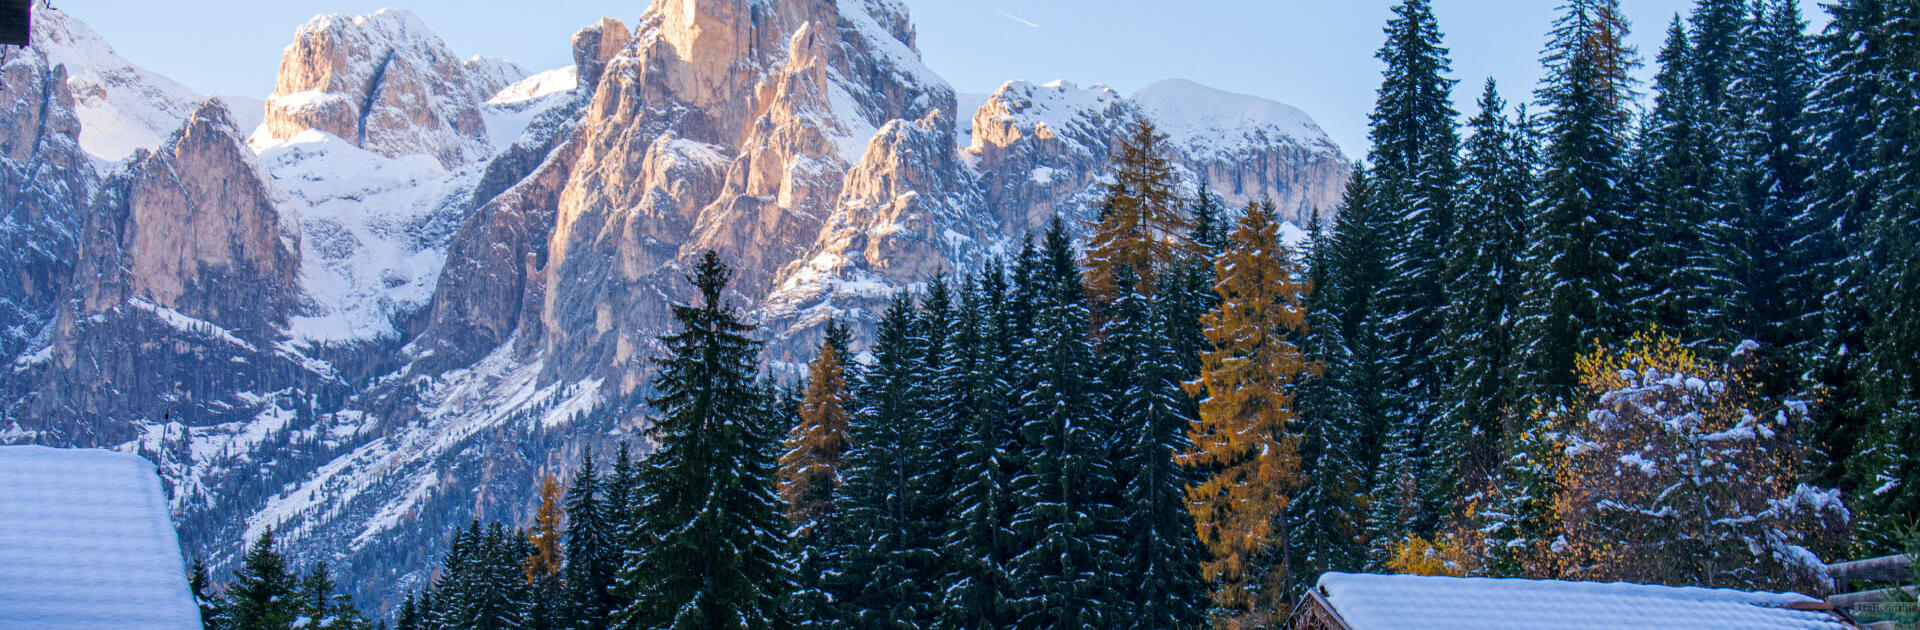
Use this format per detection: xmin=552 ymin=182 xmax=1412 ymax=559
xmin=562 ymin=451 xmax=619 ymax=630
xmin=221 ymin=528 xmax=300 ymax=630
xmin=433 ymin=521 xmax=533 ymax=630
xmin=1847 ymin=0 xmax=1920 ymax=551
xmin=611 ymin=251 xmax=789 ymax=630
xmin=1428 ymin=80 xmax=1535 ymax=530
xmin=1365 ymin=0 xmax=1462 ymax=542
xmin=1100 ymin=263 xmax=1206 ymax=629
xmin=1289 ymin=209 xmax=1367 ymax=590
xmin=1628 ymin=17 xmax=1720 ymax=339
xmin=1317 ymin=166 xmax=1405 ymax=567
xmin=1729 ymin=0 xmax=1818 ymax=374
xmin=1008 ymin=217 xmax=1120 ymax=629
xmin=936 ymin=270 xmax=1020 ymax=629
xmin=836 ymin=292 xmax=942 ymax=628
xmin=1517 ymin=0 xmax=1640 ymax=406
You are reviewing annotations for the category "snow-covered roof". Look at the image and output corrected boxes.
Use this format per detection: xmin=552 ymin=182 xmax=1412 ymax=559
xmin=1302 ymin=573 xmax=1857 ymax=630
xmin=0 ymin=446 xmax=202 ymax=630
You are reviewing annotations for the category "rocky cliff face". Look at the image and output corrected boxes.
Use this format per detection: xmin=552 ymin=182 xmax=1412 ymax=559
xmin=0 ymin=45 xmax=92 ymax=362
xmin=16 ymin=98 xmax=308 ymax=442
xmin=967 ymin=80 xmax=1140 ymax=230
xmin=1132 ymin=78 xmax=1349 ymax=224
xmin=0 ymin=1 xmax=1350 ymax=610
xmin=75 ymin=101 xmax=299 ymax=321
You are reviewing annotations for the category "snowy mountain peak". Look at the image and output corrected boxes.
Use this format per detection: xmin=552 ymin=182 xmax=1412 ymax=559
xmin=26 ymin=6 xmax=203 ymax=163
xmin=462 ymin=55 xmax=532 ymax=99
xmin=305 ymin=7 xmax=435 ymax=45
xmin=260 ymin=7 xmax=493 ymax=169
xmin=970 ymin=79 xmax=1134 ymax=153
xmin=1131 ymin=78 xmax=1338 ymax=156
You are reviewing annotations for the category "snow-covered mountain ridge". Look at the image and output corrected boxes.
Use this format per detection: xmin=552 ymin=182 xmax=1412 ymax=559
xmin=0 ymin=0 xmax=1348 ymax=608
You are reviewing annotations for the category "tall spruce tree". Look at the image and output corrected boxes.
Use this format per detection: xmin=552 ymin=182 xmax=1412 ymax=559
xmin=1179 ymin=202 xmax=1312 ymax=628
xmin=298 ymin=561 xmax=370 ymax=630
xmin=611 ymin=251 xmax=789 ymax=630
xmin=1846 ymin=0 xmax=1920 ymax=549
xmin=1797 ymin=0 xmax=1887 ymax=502
xmin=1517 ymin=0 xmax=1639 ymax=405
xmin=224 ymin=528 xmax=300 ymax=630
xmin=562 ymin=451 xmax=618 ymax=630
xmin=1729 ymin=0 xmax=1817 ymax=374
xmin=938 ymin=271 xmax=1019 ymax=630
xmin=836 ymin=293 xmax=941 ymax=629
xmin=1688 ymin=0 xmax=1774 ymax=349
xmin=1317 ymin=166 xmax=1401 ymax=566
xmin=912 ymin=277 xmax=960 ymax=523
xmin=1290 ymin=209 xmax=1366 ymax=590
xmin=1100 ymin=263 xmax=1205 ymax=629
xmin=604 ymin=442 xmax=639 ymax=531
xmin=1629 ymin=17 xmax=1719 ymax=338
xmin=1428 ymin=80 xmax=1535 ymax=528
xmin=1008 ymin=217 xmax=1118 ymax=629
xmin=1687 ymin=0 xmax=1750 ymax=110
xmin=1365 ymin=0 xmax=1461 ymax=540
xmin=397 ymin=592 xmax=423 ymax=630
xmin=434 ymin=521 xmax=531 ymax=630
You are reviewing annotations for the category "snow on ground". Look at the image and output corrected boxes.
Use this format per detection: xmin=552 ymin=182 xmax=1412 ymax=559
xmin=825 ymin=80 xmax=884 ymax=166
xmin=129 ymin=396 xmax=302 ymax=515
xmin=251 ymin=129 xmax=481 ymax=345
xmin=0 ymin=446 xmax=201 ymax=630
xmin=1315 ymin=573 xmax=1853 ymax=630
xmin=246 ymin=337 xmax=601 ymax=550
xmin=481 ymin=70 xmax=578 ymax=152
xmin=127 ymin=297 xmax=257 ymax=352
xmin=1280 ymin=220 xmax=1309 ymax=250
xmin=29 ymin=7 xmax=203 ymax=163
xmin=1131 ymin=78 xmax=1338 ymax=158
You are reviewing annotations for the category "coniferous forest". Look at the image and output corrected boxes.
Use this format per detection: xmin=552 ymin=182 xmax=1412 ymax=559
xmin=191 ymin=0 xmax=1920 ymax=628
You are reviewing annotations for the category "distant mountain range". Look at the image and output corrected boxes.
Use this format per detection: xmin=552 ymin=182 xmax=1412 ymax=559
xmin=0 ymin=0 xmax=1347 ymax=609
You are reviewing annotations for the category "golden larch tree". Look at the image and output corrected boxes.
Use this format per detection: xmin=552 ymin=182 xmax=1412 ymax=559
xmin=780 ymin=338 xmax=851 ymax=537
xmin=524 ymin=473 xmax=563 ymax=584
xmin=1086 ymin=117 xmax=1194 ymax=305
xmin=1178 ymin=201 xmax=1314 ymax=629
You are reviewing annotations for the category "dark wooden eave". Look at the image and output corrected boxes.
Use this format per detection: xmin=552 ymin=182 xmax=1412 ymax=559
xmin=1286 ymin=588 xmax=1356 ymax=630
xmin=1830 ymin=555 xmax=1914 ymax=593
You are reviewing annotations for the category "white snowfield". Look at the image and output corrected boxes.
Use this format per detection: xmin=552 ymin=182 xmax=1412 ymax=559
xmin=1312 ymin=572 xmax=1855 ymax=630
xmin=0 ymin=446 xmax=201 ymax=630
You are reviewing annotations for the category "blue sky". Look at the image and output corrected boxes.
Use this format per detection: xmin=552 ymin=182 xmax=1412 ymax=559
xmin=60 ymin=1 xmax=1829 ymax=156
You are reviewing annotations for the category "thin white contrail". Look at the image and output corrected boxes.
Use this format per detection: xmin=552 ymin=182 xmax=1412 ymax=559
xmin=998 ymin=11 xmax=1040 ymax=28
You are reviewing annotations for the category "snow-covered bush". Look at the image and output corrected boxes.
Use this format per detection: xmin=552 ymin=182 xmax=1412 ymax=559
xmin=1552 ymin=330 xmax=1848 ymax=591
